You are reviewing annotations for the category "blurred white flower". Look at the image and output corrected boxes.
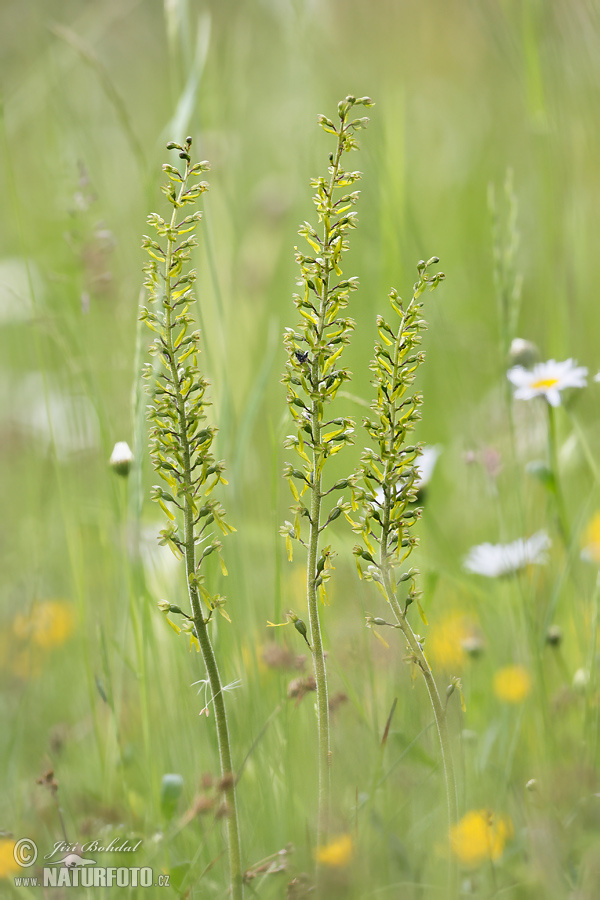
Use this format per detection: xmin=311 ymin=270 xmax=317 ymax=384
xmin=372 ymin=444 xmax=442 ymax=506
xmin=594 ymin=372 xmax=600 ymax=383
xmin=7 ymin=373 xmax=99 ymax=457
xmin=415 ymin=444 xmax=442 ymax=490
xmin=507 ymin=359 xmax=587 ymax=407
xmin=109 ymin=441 xmax=134 ymax=476
xmin=463 ymin=531 xmax=551 ymax=577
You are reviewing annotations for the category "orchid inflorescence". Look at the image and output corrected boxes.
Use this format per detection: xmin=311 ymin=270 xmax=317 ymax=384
xmin=141 ymin=137 xmax=233 ymax=627
xmin=352 ymin=259 xmax=445 ymax=622
xmin=280 ymin=95 xmax=373 ymax=590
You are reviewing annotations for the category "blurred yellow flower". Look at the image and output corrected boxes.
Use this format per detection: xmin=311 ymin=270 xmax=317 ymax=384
xmin=450 ymin=809 xmax=513 ymax=866
xmin=13 ymin=601 xmax=75 ymax=650
xmin=581 ymin=512 xmax=600 ymax=564
xmin=493 ymin=665 xmax=531 ymax=703
xmin=315 ymin=833 xmax=354 ymax=867
xmin=428 ymin=613 xmax=472 ymax=670
xmin=0 ymin=839 xmax=19 ymax=878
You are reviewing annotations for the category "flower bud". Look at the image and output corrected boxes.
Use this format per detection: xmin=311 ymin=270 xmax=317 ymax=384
xmin=572 ymin=668 xmax=589 ymax=691
xmin=509 ymin=338 xmax=539 ymax=368
xmin=545 ymin=625 xmax=562 ymax=647
xmin=109 ymin=441 xmax=134 ymax=476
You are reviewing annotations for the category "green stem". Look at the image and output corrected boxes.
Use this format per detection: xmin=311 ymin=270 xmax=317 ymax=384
xmin=381 ymin=572 xmax=458 ymax=892
xmin=307 ymin=451 xmax=331 ymax=852
xmin=585 ymin=572 xmax=600 ymax=765
xmin=302 ymin=125 xmax=347 ymax=862
xmin=567 ymin=409 xmax=600 ymax=487
xmin=377 ymin=301 xmax=458 ymax=892
xmin=162 ymin=165 xmax=243 ymax=900
xmin=547 ymin=403 xmax=570 ymax=547
xmin=306 ymin=124 xmax=349 ymax=860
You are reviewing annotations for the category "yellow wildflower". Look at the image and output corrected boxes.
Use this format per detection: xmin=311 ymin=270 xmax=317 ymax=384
xmin=581 ymin=512 xmax=600 ymax=564
xmin=0 ymin=839 xmax=20 ymax=878
xmin=315 ymin=834 xmax=354 ymax=868
xmin=450 ymin=809 xmax=513 ymax=866
xmin=493 ymin=665 xmax=531 ymax=703
xmin=13 ymin=601 xmax=75 ymax=650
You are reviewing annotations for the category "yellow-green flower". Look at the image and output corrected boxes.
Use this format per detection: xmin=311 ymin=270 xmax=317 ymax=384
xmin=315 ymin=834 xmax=354 ymax=867
xmin=493 ymin=665 xmax=531 ymax=703
xmin=450 ymin=810 xmax=513 ymax=866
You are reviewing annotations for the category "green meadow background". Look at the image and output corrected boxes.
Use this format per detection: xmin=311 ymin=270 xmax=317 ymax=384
xmin=1 ymin=0 xmax=599 ymax=896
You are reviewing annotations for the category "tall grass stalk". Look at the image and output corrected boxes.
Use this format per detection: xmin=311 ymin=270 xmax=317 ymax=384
xmin=546 ymin=403 xmax=571 ymax=547
xmin=353 ymin=262 xmax=458 ymax=885
xmin=281 ymin=95 xmax=373 ymax=855
xmin=140 ymin=138 xmax=243 ymax=900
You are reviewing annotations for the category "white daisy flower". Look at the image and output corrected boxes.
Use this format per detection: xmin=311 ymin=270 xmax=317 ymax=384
xmin=507 ymin=359 xmax=588 ymax=407
xmin=463 ymin=531 xmax=551 ymax=577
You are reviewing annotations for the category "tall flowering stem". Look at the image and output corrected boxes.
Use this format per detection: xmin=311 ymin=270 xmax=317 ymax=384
xmin=140 ymin=138 xmax=243 ymax=900
xmin=352 ymin=261 xmax=459 ymax=865
xmin=280 ymin=95 xmax=373 ymax=849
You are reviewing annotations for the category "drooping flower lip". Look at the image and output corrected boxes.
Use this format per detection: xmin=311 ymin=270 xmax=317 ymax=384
xmin=507 ymin=358 xmax=588 ymax=407
xmin=463 ymin=531 xmax=551 ymax=577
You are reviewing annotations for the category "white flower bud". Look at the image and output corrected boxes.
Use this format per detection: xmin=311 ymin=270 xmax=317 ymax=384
xmin=109 ymin=441 xmax=134 ymax=476
xmin=509 ymin=338 xmax=539 ymax=368
xmin=572 ymin=668 xmax=589 ymax=691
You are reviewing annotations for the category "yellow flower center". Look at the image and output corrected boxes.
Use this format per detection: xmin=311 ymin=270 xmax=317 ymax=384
xmin=531 ymin=377 xmax=559 ymax=389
